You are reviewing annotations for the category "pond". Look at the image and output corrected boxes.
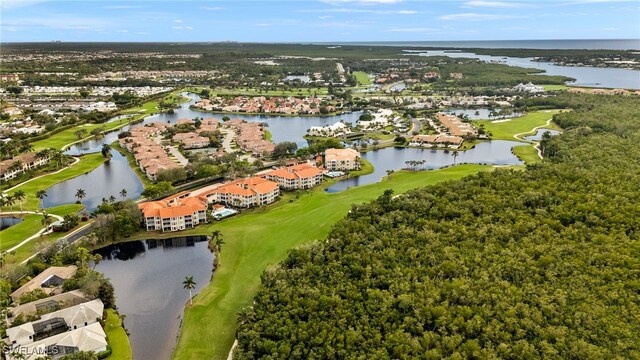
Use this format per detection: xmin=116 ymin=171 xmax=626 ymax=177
xmin=43 ymin=150 xmax=143 ymax=211
xmin=93 ymin=236 xmax=213 ymax=360
xmin=406 ymin=50 xmax=640 ymax=89
xmin=326 ymin=140 xmax=527 ymax=192
xmin=524 ymin=128 xmax=561 ymax=141
xmin=444 ymin=108 xmax=523 ymax=120
xmin=0 ymin=217 xmax=23 ymax=230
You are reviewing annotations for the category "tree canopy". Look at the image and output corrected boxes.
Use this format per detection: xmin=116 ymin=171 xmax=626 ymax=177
xmin=235 ymin=94 xmax=640 ymax=359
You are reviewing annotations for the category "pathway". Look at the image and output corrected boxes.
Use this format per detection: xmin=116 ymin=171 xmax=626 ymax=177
xmin=1 ymin=211 xmax=64 ymax=253
xmin=2 ymin=157 xmax=80 ymax=193
xmin=513 ymin=118 xmax=557 ymax=160
xmin=167 ymin=145 xmax=189 ymax=167
xmin=219 ymin=128 xmax=237 ymax=153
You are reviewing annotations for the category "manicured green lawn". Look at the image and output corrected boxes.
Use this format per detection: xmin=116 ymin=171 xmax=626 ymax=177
xmin=32 ymin=120 xmax=131 ymax=151
xmin=170 ymin=164 xmax=493 ymax=360
xmin=475 ymin=110 xmax=562 ymax=141
xmin=512 ymin=145 xmax=542 ymax=164
xmin=1 ymin=153 xmax=107 ymax=212
xmin=0 ymin=214 xmax=42 ymax=251
xmin=105 ymin=309 xmax=133 ymax=360
xmin=264 ymin=129 xmax=272 ymax=141
xmin=1 ymin=204 xmax=84 ymax=264
xmin=353 ymin=71 xmax=372 ymax=85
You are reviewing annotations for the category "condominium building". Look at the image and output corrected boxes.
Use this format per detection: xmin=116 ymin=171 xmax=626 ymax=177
xmin=203 ymin=177 xmax=279 ymax=208
xmin=324 ymin=148 xmax=361 ymax=171
xmin=139 ymin=193 xmax=208 ymax=232
xmin=262 ymin=163 xmax=324 ymax=190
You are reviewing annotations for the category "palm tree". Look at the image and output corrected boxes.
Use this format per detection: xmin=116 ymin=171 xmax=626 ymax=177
xmin=40 ymin=211 xmax=53 ymax=229
xmin=92 ymin=253 xmax=103 ymax=270
xmin=109 ymin=195 xmax=116 ymax=203
xmin=52 ymin=150 xmax=64 ymax=169
xmin=452 ymin=150 xmax=459 ymax=165
xmin=119 ymin=189 xmax=128 ymax=199
xmin=183 ymin=276 xmax=196 ymax=306
xmin=13 ymin=190 xmax=26 ymax=212
xmin=101 ymin=143 xmax=112 ymax=158
xmin=35 ymin=189 xmax=47 ymax=208
xmin=75 ymin=188 xmax=87 ymax=205
xmin=4 ymin=195 xmax=15 ymax=211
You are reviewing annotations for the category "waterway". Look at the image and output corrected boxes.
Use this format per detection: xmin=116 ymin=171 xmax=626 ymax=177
xmin=0 ymin=217 xmax=23 ymax=230
xmin=93 ymin=236 xmax=213 ymax=360
xmin=444 ymin=108 xmax=522 ymax=120
xmin=43 ymin=150 xmax=143 ymax=211
xmin=524 ymin=128 xmax=561 ymax=141
xmin=405 ymin=50 xmax=640 ymax=89
xmin=326 ymin=140 xmax=526 ymax=192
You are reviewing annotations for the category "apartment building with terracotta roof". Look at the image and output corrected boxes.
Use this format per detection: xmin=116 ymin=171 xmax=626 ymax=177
xmin=435 ymin=113 xmax=477 ymax=137
xmin=262 ymin=162 xmax=324 ymax=190
xmin=119 ymin=122 xmax=180 ymax=181
xmin=139 ymin=193 xmax=208 ymax=232
xmin=225 ymin=119 xmax=275 ymax=156
xmin=324 ymin=148 xmax=361 ymax=171
xmin=173 ymin=132 xmax=210 ymax=149
xmin=203 ymin=177 xmax=279 ymax=208
xmin=410 ymin=134 xmax=464 ymax=148
xmin=0 ymin=152 xmax=50 ymax=181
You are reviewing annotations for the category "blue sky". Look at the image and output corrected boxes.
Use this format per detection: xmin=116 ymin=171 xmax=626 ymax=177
xmin=1 ymin=0 xmax=639 ymax=42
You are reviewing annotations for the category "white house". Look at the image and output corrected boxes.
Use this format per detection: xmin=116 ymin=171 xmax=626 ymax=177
xmin=308 ymin=121 xmax=351 ymax=137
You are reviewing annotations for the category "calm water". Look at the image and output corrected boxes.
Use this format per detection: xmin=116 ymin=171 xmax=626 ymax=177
xmin=444 ymin=108 xmax=522 ymax=120
xmin=326 ymin=141 xmax=526 ymax=192
xmin=94 ymin=236 xmax=213 ymax=360
xmin=328 ymin=39 xmax=640 ymax=50
xmin=0 ymin=217 xmax=23 ymax=230
xmin=407 ymin=50 xmax=640 ymax=89
xmin=524 ymin=128 xmax=561 ymax=141
xmin=43 ymin=150 xmax=143 ymax=211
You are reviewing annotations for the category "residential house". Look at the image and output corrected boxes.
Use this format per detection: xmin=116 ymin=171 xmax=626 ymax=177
xmin=6 ymin=299 xmax=104 ymax=347
xmin=10 ymin=266 xmax=78 ymax=302
xmin=5 ymin=322 xmax=107 ymax=360
xmin=308 ymin=122 xmax=351 ymax=137
xmin=324 ymin=148 xmax=361 ymax=171
xmin=8 ymin=290 xmax=91 ymax=325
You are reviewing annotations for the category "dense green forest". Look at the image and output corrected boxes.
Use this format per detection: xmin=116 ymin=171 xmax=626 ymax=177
xmin=234 ymin=94 xmax=640 ymax=359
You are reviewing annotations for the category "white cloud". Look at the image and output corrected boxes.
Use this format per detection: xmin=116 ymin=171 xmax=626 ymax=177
xmin=174 ymin=19 xmax=183 ymax=23
xmin=322 ymin=0 xmax=403 ymax=4
xmin=462 ymin=1 xmax=531 ymax=8
xmin=385 ymin=27 xmax=440 ymax=32
xmin=135 ymin=32 xmax=149 ymax=35
xmin=201 ymin=6 xmax=223 ymax=11
xmin=6 ymin=28 xmax=18 ymax=32
xmin=1 ymin=0 xmax=47 ymax=11
xmin=256 ymin=23 xmax=272 ymax=27
xmin=116 ymin=29 xmax=128 ymax=33
xmin=439 ymin=12 xmax=515 ymax=20
xmin=103 ymin=5 xmax=144 ymax=10
xmin=300 ymin=8 xmax=416 ymax=14
xmin=171 ymin=25 xmax=194 ymax=30
xmin=318 ymin=15 xmax=333 ymax=19
xmin=3 ymin=16 xmax=110 ymax=31
xmin=602 ymin=27 xmax=619 ymax=30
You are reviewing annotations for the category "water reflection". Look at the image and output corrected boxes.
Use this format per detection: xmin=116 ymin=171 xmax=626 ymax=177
xmin=94 ymin=236 xmax=212 ymax=360
xmin=43 ymin=150 xmax=143 ymax=211
xmin=524 ymin=128 xmax=561 ymax=141
xmin=326 ymin=140 xmax=526 ymax=192
xmin=0 ymin=217 xmax=23 ymax=230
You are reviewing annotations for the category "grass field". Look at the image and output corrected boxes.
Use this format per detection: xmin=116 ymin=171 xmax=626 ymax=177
xmin=264 ymin=129 xmax=272 ymax=141
xmin=353 ymin=71 xmax=372 ymax=85
xmin=475 ymin=110 xmax=562 ymax=141
xmin=1 ymin=204 xmax=84 ymax=265
xmin=105 ymin=309 xmax=133 ymax=360
xmin=543 ymin=84 xmax=569 ymax=91
xmin=0 ymin=214 xmax=42 ymax=251
xmin=513 ymin=145 xmax=542 ymax=164
xmin=1 ymin=153 xmax=107 ymax=212
xmin=32 ymin=119 xmax=131 ymax=151
xmin=170 ymin=164 xmax=494 ymax=360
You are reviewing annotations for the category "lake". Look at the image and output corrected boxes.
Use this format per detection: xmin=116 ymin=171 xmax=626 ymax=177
xmin=0 ymin=217 xmax=23 ymax=230
xmin=326 ymin=140 xmax=526 ymax=192
xmin=524 ymin=128 xmax=561 ymax=141
xmin=406 ymin=50 xmax=640 ymax=89
xmin=93 ymin=236 xmax=213 ymax=360
xmin=43 ymin=150 xmax=143 ymax=211
xmin=444 ymin=108 xmax=522 ymax=120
